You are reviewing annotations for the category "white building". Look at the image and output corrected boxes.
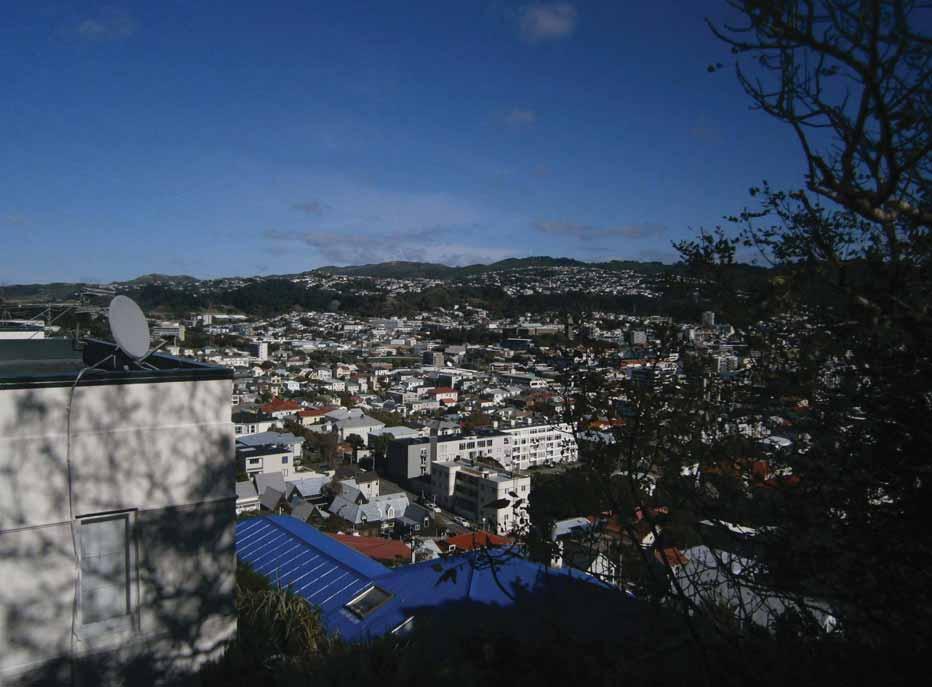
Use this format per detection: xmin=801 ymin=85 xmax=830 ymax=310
xmin=0 ymin=338 xmax=235 ymax=684
xmin=152 ymin=321 xmax=186 ymax=342
xmin=431 ymin=459 xmax=530 ymax=535
xmin=333 ymin=415 xmax=385 ymax=442
xmin=500 ymin=422 xmax=578 ymax=470
xmin=238 ymin=444 xmax=294 ymax=477
xmin=0 ymin=321 xmax=45 ymax=340
xmin=232 ymin=411 xmax=277 ymax=436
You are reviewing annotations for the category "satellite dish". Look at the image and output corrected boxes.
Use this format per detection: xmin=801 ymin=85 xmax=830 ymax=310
xmin=108 ymin=295 xmax=151 ymax=360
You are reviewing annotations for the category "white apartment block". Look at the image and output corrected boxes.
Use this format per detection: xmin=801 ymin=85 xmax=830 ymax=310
xmin=500 ymin=422 xmax=578 ymax=470
xmin=431 ymin=460 xmax=531 ymax=535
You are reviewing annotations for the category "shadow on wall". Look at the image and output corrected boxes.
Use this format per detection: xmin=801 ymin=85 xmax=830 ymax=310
xmin=0 ymin=375 xmax=236 ymax=686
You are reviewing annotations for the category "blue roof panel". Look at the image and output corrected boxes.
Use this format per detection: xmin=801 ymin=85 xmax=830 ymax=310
xmin=235 ymin=516 xmax=389 ymax=633
xmin=235 ymin=516 xmax=630 ymax=643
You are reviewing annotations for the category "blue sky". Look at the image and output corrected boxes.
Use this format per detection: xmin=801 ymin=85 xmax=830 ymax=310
xmin=1 ymin=1 xmax=810 ymax=283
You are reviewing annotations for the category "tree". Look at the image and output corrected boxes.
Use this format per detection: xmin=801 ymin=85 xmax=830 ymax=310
xmin=708 ymin=0 xmax=931 ymax=229
xmin=313 ymin=431 xmax=339 ymax=470
xmin=666 ymin=0 xmax=932 ymax=662
xmin=345 ymin=433 xmax=366 ymax=463
xmin=519 ymin=1 xmax=932 ymax=679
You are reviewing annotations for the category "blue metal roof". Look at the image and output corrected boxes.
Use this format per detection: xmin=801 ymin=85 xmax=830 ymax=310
xmin=236 ymin=516 xmax=388 ymax=625
xmin=236 ymin=516 xmax=629 ymax=643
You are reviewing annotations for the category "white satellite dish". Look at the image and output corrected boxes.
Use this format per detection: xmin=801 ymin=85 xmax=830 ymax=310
xmin=108 ymin=295 xmax=151 ymax=360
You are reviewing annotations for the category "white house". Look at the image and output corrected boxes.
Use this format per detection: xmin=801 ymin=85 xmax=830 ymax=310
xmin=237 ymin=444 xmax=294 ymax=478
xmin=232 ymin=410 xmax=277 ymax=437
xmin=333 ymin=415 xmax=385 ymax=441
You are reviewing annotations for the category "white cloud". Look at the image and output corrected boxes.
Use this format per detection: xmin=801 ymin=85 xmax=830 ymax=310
xmin=533 ymin=220 xmax=666 ymax=241
xmin=264 ymin=228 xmax=515 ymax=266
xmin=519 ymin=3 xmax=578 ymax=43
xmin=76 ymin=8 xmax=136 ymax=41
xmin=505 ymin=108 xmax=538 ymax=126
xmin=291 ymin=200 xmax=328 ymax=215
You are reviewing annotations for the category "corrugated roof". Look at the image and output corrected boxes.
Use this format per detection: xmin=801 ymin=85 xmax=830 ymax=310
xmin=236 ymin=516 xmax=626 ymax=643
xmin=328 ymin=534 xmax=412 ymax=563
xmin=236 ymin=516 xmax=387 ymax=625
xmin=444 ymin=531 xmax=511 ymax=551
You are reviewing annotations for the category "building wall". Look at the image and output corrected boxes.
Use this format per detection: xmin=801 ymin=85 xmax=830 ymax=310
xmin=385 ymin=442 xmax=429 ymax=484
xmin=0 ymin=330 xmax=45 ymax=340
xmin=243 ymin=451 xmax=291 ymax=477
xmin=233 ymin=418 xmax=275 ymax=436
xmin=0 ymin=376 xmax=236 ymax=684
xmin=430 ymin=462 xmax=530 ymax=535
xmin=501 ymin=423 xmax=578 ymax=470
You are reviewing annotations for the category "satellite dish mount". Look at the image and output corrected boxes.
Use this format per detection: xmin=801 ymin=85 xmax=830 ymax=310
xmin=104 ymin=295 xmax=163 ymax=369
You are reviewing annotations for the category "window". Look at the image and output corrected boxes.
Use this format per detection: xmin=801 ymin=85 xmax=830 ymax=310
xmin=282 ymin=456 xmax=289 ymax=464
xmin=346 ymin=586 xmax=393 ymax=619
xmin=78 ymin=512 xmax=135 ymax=631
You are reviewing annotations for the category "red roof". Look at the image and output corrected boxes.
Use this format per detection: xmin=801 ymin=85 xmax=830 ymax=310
xmin=429 ymin=387 xmax=457 ymax=395
xmin=654 ymin=547 xmax=689 ymax=567
xmin=327 ymin=534 xmax=412 ymax=563
xmin=261 ymin=398 xmax=302 ymax=413
xmin=297 ymin=405 xmax=338 ymax=417
xmin=443 ymin=531 xmax=511 ymax=551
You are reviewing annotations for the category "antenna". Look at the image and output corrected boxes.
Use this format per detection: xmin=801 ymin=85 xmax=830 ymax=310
xmin=108 ymin=295 xmax=151 ymax=360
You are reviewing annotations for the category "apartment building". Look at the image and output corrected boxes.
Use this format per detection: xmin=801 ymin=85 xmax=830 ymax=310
xmin=500 ymin=421 xmax=578 ymax=470
xmin=430 ymin=459 xmax=530 ymax=535
xmin=384 ymin=432 xmax=509 ymax=485
xmin=0 ymin=338 xmax=235 ymax=685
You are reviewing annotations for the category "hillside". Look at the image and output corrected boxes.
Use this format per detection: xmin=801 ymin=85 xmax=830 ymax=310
xmin=310 ymin=256 xmax=664 ymax=280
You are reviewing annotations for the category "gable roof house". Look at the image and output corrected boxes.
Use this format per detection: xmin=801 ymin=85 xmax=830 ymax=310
xmin=260 ymin=397 xmax=303 ymax=419
xmin=333 ymin=415 xmax=385 ymax=442
xmin=236 ymin=480 xmax=260 ymax=514
xmin=327 ymin=483 xmax=410 ymax=534
xmin=296 ymin=405 xmax=339 ymax=427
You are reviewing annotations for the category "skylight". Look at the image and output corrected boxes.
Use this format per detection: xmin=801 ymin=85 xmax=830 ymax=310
xmin=346 ymin=586 xmax=393 ymax=619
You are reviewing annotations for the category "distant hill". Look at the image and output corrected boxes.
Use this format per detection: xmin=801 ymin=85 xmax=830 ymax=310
xmin=125 ymin=273 xmax=201 ymax=285
xmin=313 ymin=261 xmax=458 ymax=279
xmin=0 ymin=282 xmax=87 ymax=302
xmin=311 ymin=256 xmax=668 ymax=280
